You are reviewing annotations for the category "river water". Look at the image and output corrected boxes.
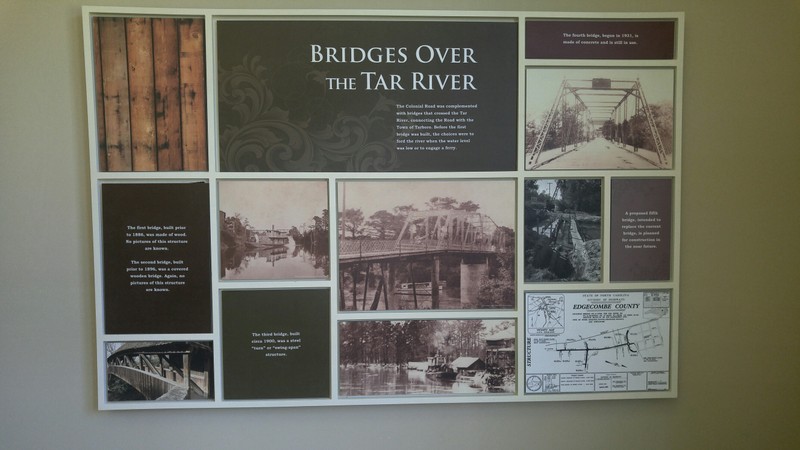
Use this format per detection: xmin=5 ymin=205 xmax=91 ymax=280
xmin=222 ymin=242 xmax=328 ymax=280
xmin=339 ymin=365 xmax=497 ymax=397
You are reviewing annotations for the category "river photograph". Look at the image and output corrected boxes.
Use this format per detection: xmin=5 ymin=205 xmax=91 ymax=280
xmin=219 ymin=180 xmax=329 ymax=280
xmin=339 ymin=319 xmax=516 ymax=397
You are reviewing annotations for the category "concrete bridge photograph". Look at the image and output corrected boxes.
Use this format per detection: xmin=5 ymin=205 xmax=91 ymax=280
xmin=337 ymin=179 xmax=516 ymax=311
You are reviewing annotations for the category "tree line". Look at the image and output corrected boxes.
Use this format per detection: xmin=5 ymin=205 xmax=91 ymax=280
xmin=339 ymin=320 xmax=512 ymax=366
xmin=525 ymin=101 xmax=673 ymax=154
xmin=340 ymin=196 xmax=485 ymax=240
xmin=288 ymin=209 xmax=329 ymax=252
xmin=600 ymin=102 xmax=673 ymax=154
xmin=525 ymin=179 xmax=601 ymax=216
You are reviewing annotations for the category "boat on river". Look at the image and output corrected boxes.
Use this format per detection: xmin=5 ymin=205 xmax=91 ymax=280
xmin=424 ymin=353 xmax=457 ymax=381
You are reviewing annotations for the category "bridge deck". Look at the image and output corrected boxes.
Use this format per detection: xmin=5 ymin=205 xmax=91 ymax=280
xmin=528 ymin=138 xmax=666 ymax=170
xmin=339 ymin=239 xmax=495 ymax=263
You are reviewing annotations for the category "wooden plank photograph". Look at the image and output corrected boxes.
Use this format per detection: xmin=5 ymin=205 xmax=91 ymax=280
xmin=91 ymin=16 xmax=207 ymax=171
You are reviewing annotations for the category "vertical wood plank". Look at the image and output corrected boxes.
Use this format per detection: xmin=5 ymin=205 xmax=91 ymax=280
xmin=178 ymin=18 xmax=207 ymax=171
xmin=91 ymin=18 xmax=107 ymax=171
xmin=152 ymin=18 xmax=183 ymax=171
xmin=98 ymin=17 xmax=132 ymax=171
xmin=126 ymin=17 xmax=157 ymax=171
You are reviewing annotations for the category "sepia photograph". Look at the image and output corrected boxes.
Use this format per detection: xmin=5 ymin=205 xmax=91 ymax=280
xmin=339 ymin=319 xmax=516 ymax=397
xmin=337 ymin=179 xmax=515 ymax=310
xmin=524 ymin=178 xmax=602 ymax=282
xmin=105 ymin=341 xmax=214 ymax=401
xmin=218 ymin=180 xmax=329 ymax=280
xmin=525 ymin=67 xmax=674 ymax=170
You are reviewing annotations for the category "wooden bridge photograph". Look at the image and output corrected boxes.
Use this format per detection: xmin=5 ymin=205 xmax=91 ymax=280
xmin=105 ymin=341 xmax=214 ymax=402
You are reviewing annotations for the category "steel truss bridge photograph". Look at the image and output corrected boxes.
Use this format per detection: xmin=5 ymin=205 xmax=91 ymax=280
xmin=337 ymin=179 xmax=516 ymax=311
xmin=525 ymin=67 xmax=675 ymax=170
xmin=340 ymin=209 xmax=513 ymax=311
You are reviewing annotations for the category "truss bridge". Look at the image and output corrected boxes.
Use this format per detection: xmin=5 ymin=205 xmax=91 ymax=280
xmin=339 ymin=209 xmax=512 ymax=311
xmin=106 ymin=341 xmax=213 ymax=401
xmin=526 ymin=77 xmax=670 ymax=169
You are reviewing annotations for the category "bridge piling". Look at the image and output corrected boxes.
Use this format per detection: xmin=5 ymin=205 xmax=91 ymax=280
xmin=408 ymin=261 xmax=419 ymax=309
xmin=351 ymin=265 xmax=359 ymax=310
xmin=460 ymin=256 xmax=489 ymax=307
xmin=182 ymin=353 xmax=190 ymax=387
xmin=386 ymin=263 xmax=398 ymax=310
xmin=431 ymin=257 xmax=440 ymax=309
xmin=361 ymin=264 xmax=370 ymax=310
xmin=380 ymin=263 xmax=391 ymax=310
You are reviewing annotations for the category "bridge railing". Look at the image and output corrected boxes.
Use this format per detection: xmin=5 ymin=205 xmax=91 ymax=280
xmin=107 ymin=364 xmax=185 ymax=400
xmin=339 ymin=238 xmax=493 ymax=259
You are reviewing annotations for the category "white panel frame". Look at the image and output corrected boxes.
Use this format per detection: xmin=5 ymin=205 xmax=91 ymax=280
xmin=83 ymin=6 xmax=683 ymax=410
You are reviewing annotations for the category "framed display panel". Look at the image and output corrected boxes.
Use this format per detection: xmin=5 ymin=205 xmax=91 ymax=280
xmin=84 ymin=7 xmax=683 ymax=410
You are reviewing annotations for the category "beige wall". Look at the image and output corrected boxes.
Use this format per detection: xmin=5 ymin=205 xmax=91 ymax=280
xmin=1 ymin=0 xmax=798 ymax=448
